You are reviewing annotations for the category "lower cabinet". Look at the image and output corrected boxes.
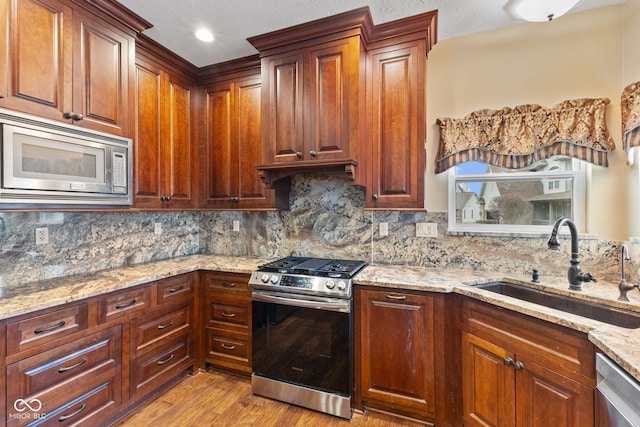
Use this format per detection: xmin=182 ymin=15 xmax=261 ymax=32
xmin=355 ymin=287 xmax=436 ymax=422
xmin=201 ymin=272 xmax=252 ymax=374
xmin=6 ymin=326 xmax=122 ymax=426
xmin=461 ymin=299 xmax=596 ymax=427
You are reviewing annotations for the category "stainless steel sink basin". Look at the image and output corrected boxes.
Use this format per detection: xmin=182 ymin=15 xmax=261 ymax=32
xmin=474 ymin=282 xmax=640 ymax=329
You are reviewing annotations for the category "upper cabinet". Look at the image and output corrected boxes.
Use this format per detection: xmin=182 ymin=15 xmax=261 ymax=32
xmin=249 ymin=7 xmax=437 ymax=210
xmin=133 ymin=36 xmax=199 ymax=209
xmin=200 ymin=57 xmax=287 ymax=210
xmin=0 ymin=0 xmax=147 ymax=137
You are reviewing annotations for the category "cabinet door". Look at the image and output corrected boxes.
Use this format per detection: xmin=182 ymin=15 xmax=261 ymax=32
xmin=162 ymin=73 xmax=196 ymax=208
xmin=358 ymin=289 xmax=435 ymax=420
xmin=367 ymin=41 xmax=425 ymax=209
xmin=262 ymin=52 xmax=305 ymax=162
xmin=72 ymin=9 xmax=132 ymax=136
xmin=133 ymin=60 xmax=163 ymax=208
xmin=308 ymin=38 xmax=357 ymax=161
xmin=0 ymin=0 xmax=73 ymax=120
xmin=515 ymin=356 xmax=594 ymax=427
xmin=203 ymin=80 xmax=235 ymax=207
xmin=461 ymin=331 xmax=516 ymax=427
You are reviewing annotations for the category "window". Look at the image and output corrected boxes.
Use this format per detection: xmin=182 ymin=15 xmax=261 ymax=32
xmin=448 ymin=157 xmax=587 ymax=234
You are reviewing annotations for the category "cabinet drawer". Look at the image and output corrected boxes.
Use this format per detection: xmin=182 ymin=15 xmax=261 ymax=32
xmin=7 ymin=370 xmax=120 ymax=427
xmin=156 ymin=273 xmax=194 ymax=305
xmin=6 ymin=303 xmax=89 ymax=356
xmin=461 ymin=299 xmax=595 ymax=381
xmin=97 ymin=285 xmax=151 ymax=324
xmin=205 ymin=297 xmax=250 ymax=331
xmin=131 ymin=304 xmax=191 ymax=356
xmin=7 ymin=326 xmax=120 ymax=400
xmin=204 ymin=328 xmax=250 ymax=373
xmin=203 ymin=272 xmax=250 ymax=297
xmin=131 ymin=333 xmax=192 ymax=399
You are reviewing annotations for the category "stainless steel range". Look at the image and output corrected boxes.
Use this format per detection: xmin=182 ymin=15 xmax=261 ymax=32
xmin=249 ymin=256 xmax=368 ymax=419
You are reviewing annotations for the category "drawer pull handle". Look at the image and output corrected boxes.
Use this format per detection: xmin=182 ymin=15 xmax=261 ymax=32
xmin=384 ymin=294 xmax=407 ymax=300
xmin=34 ymin=320 xmax=66 ymax=334
xmin=168 ymin=285 xmax=184 ymax=293
xmin=221 ymin=312 xmax=236 ymax=318
xmin=115 ymin=299 xmax=136 ymax=309
xmin=222 ymin=282 xmax=236 ymax=288
xmin=58 ymin=403 xmax=86 ymax=422
xmin=221 ymin=343 xmax=236 ymax=350
xmin=58 ymin=358 xmax=87 ymax=373
xmin=157 ymin=353 xmax=175 ymax=365
xmin=157 ymin=320 xmax=175 ymax=330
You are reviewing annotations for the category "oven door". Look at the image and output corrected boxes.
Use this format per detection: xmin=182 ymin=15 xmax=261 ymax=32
xmin=251 ymin=290 xmax=352 ymax=397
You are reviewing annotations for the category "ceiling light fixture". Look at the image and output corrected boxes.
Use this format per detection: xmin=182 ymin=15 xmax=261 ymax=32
xmin=195 ymin=28 xmax=214 ymax=42
xmin=505 ymin=0 xmax=581 ymax=22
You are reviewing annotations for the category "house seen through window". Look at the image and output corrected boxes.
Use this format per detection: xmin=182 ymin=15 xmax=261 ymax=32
xmin=448 ymin=157 xmax=586 ymax=234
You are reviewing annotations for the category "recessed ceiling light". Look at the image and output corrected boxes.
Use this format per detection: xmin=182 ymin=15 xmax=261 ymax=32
xmin=195 ymin=28 xmax=214 ymax=42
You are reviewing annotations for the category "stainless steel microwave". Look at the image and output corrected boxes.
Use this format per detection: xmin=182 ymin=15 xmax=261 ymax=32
xmin=0 ymin=108 xmax=132 ymax=205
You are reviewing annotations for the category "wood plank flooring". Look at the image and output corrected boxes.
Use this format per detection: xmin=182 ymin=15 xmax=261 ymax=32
xmin=115 ymin=370 xmax=427 ymax=426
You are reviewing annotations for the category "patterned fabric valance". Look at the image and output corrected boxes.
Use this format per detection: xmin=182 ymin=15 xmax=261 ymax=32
xmin=435 ymin=98 xmax=615 ymax=174
xmin=622 ymin=82 xmax=640 ymax=157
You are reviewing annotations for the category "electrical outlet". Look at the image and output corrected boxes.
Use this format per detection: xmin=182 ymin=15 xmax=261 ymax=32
xmin=154 ymin=222 xmax=162 ymax=235
xmin=35 ymin=227 xmax=49 ymax=245
xmin=416 ymin=222 xmax=438 ymax=238
xmin=233 ymin=220 xmax=240 ymax=232
xmin=379 ymin=222 xmax=388 ymax=236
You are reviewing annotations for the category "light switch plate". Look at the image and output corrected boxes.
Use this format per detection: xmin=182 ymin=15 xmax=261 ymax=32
xmin=416 ymin=222 xmax=438 ymax=238
xmin=379 ymin=222 xmax=388 ymax=236
xmin=233 ymin=220 xmax=240 ymax=232
xmin=154 ymin=222 xmax=162 ymax=235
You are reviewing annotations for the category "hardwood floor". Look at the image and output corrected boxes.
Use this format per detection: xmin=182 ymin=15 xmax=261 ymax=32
xmin=115 ymin=370 xmax=427 ymax=426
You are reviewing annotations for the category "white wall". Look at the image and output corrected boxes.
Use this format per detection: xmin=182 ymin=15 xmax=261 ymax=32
xmin=425 ymin=5 xmax=627 ymax=240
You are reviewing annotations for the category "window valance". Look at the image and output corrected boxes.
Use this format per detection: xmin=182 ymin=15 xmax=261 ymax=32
xmin=435 ymin=98 xmax=615 ymax=174
xmin=622 ymin=82 xmax=640 ymax=161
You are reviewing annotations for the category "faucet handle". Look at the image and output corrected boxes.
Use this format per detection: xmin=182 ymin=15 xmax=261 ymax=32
xmin=581 ymin=272 xmax=597 ymax=283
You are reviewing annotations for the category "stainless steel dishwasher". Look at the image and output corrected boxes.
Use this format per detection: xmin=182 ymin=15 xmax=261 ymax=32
xmin=597 ymin=353 xmax=640 ymax=426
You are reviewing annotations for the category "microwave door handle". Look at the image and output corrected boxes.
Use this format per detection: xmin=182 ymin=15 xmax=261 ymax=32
xmin=251 ymin=291 xmax=351 ymax=313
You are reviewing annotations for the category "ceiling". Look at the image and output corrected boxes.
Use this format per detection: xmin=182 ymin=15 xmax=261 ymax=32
xmin=116 ymin=0 xmax=623 ymax=68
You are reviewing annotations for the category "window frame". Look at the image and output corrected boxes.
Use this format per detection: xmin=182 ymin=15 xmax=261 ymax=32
xmin=447 ymin=158 xmax=587 ymax=235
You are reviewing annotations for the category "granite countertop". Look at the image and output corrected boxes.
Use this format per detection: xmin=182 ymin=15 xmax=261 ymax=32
xmin=2 ymin=255 xmax=640 ymax=384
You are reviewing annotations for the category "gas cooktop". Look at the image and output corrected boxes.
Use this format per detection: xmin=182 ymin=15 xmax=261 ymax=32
xmin=249 ymin=256 xmax=368 ymax=299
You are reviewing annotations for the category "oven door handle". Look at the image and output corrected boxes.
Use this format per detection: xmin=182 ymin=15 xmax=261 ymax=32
xmin=251 ymin=290 xmax=351 ymax=313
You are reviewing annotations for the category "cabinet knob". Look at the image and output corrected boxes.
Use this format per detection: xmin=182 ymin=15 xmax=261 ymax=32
xmin=372 ymin=194 xmax=379 ymax=201
xmin=504 ymin=357 xmax=514 ymax=366
xmin=514 ymin=361 xmax=525 ymax=371
xmin=63 ymin=112 xmax=83 ymax=121
xmin=296 ymin=151 xmax=303 ymax=158
xmin=310 ymin=150 xmax=317 ymax=157
xmin=230 ymin=197 xmax=239 ymax=202
xmin=161 ymin=196 xmax=172 ymax=202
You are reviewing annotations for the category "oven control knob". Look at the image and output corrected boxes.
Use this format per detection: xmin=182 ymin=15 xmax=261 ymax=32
xmin=261 ymin=273 xmax=270 ymax=283
xmin=270 ymin=275 xmax=279 ymax=284
xmin=337 ymin=280 xmax=347 ymax=290
xmin=325 ymin=279 xmax=336 ymax=289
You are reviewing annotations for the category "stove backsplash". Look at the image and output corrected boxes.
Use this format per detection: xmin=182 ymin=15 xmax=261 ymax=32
xmin=0 ymin=174 xmax=633 ymax=289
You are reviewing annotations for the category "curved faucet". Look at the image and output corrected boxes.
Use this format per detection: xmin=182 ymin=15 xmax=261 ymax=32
xmin=547 ymin=217 xmax=597 ymax=291
xmin=618 ymin=244 xmax=638 ymax=301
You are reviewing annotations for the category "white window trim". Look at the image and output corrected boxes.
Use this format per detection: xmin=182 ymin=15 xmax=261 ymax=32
xmin=447 ymin=159 xmax=588 ymax=236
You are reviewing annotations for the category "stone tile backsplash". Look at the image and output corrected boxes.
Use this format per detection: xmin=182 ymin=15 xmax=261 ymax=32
xmin=0 ymin=174 xmax=633 ymax=290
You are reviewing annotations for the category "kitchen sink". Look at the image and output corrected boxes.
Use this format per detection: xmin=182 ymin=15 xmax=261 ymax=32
xmin=474 ymin=282 xmax=640 ymax=329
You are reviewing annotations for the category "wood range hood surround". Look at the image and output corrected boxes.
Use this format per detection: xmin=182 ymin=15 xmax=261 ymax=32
xmin=248 ymin=7 xmax=437 ymax=196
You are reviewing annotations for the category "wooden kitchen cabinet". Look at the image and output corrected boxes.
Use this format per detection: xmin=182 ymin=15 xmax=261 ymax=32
xmin=461 ymin=299 xmax=596 ymax=427
xmin=200 ymin=58 xmax=284 ymax=209
xmin=6 ymin=326 xmax=122 ymax=426
xmin=355 ymin=287 xmax=436 ymax=422
xmin=365 ymin=39 xmax=426 ymax=209
xmin=249 ymin=8 xmax=367 ymax=188
xmin=0 ymin=0 xmax=140 ymax=136
xmin=201 ymin=271 xmax=252 ymax=374
xmin=133 ymin=36 xmax=199 ymax=209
